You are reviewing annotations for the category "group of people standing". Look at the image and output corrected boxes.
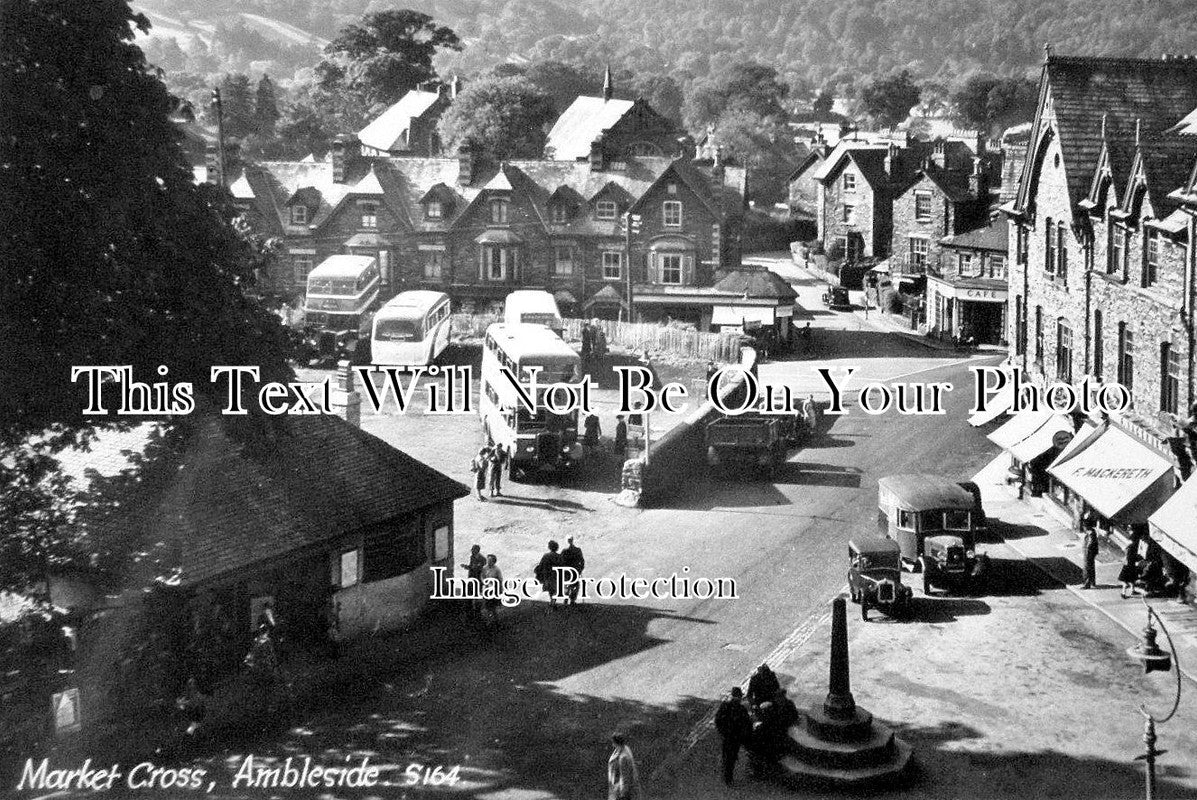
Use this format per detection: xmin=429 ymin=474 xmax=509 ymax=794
xmin=533 ymin=537 xmax=586 ymax=609
xmin=470 ymin=443 xmax=509 ymax=500
xmin=580 ymin=321 xmax=609 ymax=373
xmin=714 ymin=664 xmax=800 ymax=785
xmin=459 ymin=544 xmax=505 ymax=626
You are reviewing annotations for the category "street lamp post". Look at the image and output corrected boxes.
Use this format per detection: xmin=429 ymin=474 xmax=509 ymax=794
xmin=1126 ymin=598 xmax=1182 ymax=800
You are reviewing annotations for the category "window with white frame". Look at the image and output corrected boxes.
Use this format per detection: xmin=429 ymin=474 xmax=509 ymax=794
xmin=660 ymin=253 xmax=683 ymax=284
xmin=908 ymin=237 xmax=928 ymax=270
xmin=360 ymin=202 xmax=378 ymax=229
xmin=1056 ymin=318 xmax=1073 ymax=383
xmin=1144 ymin=228 xmax=1160 ymax=287
xmin=482 ymin=246 xmax=516 ymax=281
xmin=989 ymin=254 xmax=1006 ymax=279
xmin=290 ymin=205 xmax=309 ymax=226
xmin=842 ymin=203 xmax=855 ymax=224
xmin=426 ymin=200 xmax=443 ymax=219
xmin=663 ymin=201 xmax=683 ymax=227
xmin=1109 ymin=225 xmax=1125 ymax=275
xmin=601 ymin=250 xmax=623 ymax=279
xmin=914 ymin=192 xmax=932 ymax=222
xmin=843 ymin=172 xmax=856 ymax=193
xmin=489 ymin=199 xmax=509 ymax=224
xmin=433 ymin=525 xmax=450 ymax=562
xmin=551 ymin=204 xmax=569 ymax=223
xmin=596 ymin=200 xmax=618 ymax=220
xmin=338 ymin=548 xmax=359 ymax=589
xmin=958 ymin=252 xmax=974 ymax=276
xmin=554 ymin=245 xmax=573 ymax=275
xmin=1162 ymin=342 xmax=1181 ymax=414
xmin=424 ymin=250 xmax=445 ymax=279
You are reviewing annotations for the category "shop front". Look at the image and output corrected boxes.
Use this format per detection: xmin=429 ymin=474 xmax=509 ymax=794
xmin=987 ymin=410 xmax=1075 ymax=494
xmin=1047 ymin=425 xmax=1176 ymax=539
xmin=926 ymin=277 xmax=1007 ymax=345
xmin=1149 ymin=477 xmax=1197 ymax=596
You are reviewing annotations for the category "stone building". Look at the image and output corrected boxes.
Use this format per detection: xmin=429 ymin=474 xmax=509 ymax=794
xmin=787 ymin=139 xmax=832 ymax=220
xmin=225 ymin=131 xmax=747 ymax=325
xmin=357 ymin=80 xmax=459 ymax=157
xmin=544 ymin=68 xmax=682 ymax=162
xmin=1002 ymin=53 xmax=1197 ymax=541
xmin=926 ymin=216 xmax=1009 ymax=344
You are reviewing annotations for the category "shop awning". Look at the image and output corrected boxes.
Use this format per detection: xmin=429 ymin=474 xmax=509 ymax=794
xmin=1048 ymin=426 xmax=1176 ymax=522
xmin=968 ymin=379 xmax=1015 ymax=427
xmin=986 ymin=409 xmax=1055 ymax=451
xmin=1009 ymin=415 xmax=1075 ymax=462
xmin=1150 ymin=477 xmax=1197 ymax=571
xmin=1050 ymin=420 xmax=1103 ymax=467
xmin=711 ymin=305 xmax=775 ymax=326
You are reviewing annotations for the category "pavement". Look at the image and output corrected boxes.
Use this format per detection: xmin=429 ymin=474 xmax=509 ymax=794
xmin=663 ymin=451 xmax=1197 ymax=800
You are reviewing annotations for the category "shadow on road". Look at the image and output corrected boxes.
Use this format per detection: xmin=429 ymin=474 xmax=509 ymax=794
xmin=910 ymin=595 xmax=992 ymax=622
xmin=772 ymin=462 xmax=864 ymax=488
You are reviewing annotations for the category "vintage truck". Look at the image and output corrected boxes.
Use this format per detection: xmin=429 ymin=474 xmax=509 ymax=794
xmin=705 ymin=411 xmax=788 ymax=477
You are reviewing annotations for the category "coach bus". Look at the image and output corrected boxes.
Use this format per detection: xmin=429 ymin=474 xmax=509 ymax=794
xmin=480 ymin=323 xmax=584 ymax=479
xmin=503 ymin=290 xmax=564 ymax=336
xmin=303 ymin=254 xmax=381 ymax=358
xmin=371 ymin=290 xmax=452 ymax=366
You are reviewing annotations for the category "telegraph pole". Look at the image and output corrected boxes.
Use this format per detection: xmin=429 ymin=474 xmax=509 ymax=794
xmin=623 ymin=212 xmax=640 ymax=323
xmin=211 ymin=87 xmax=226 ymax=188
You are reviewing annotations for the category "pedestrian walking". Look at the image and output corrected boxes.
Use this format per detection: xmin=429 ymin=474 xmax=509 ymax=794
xmin=471 ymin=446 xmax=490 ymax=501
xmin=460 ymin=544 xmax=486 ymax=618
xmin=1081 ymin=516 xmax=1100 ymax=589
xmin=607 ymin=733 xmax=642 ymax=800
xmin=561 ymin=536 xmax=585 ymax=605
xmin=715 ymin=686 xmax=752 ymax=786
xmin=613 ymin=415 xmax=628 ymax=462
xmin=488 ymin=444 xmax=507 ymax=497
xmin=481 ymin=554 xmax=503 ymax=627
xmin=1118 ymin=543 xmax=1141 ymax=598
xmin=583 ymin=412 xmax=602 ymax=456
xmin=535 ymin=540 xmax=566 ymax=610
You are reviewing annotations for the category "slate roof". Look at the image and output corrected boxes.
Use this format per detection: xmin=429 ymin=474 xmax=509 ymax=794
xmin=358 ymin=90 xmax=443 ymax=153
xmin=1135 ymin=134 xmax=1197 ymax=216
xmin=941 ymin=216 xmax=1008 ymax=252
xmin=711 ymin=268 xmax=798 ymax=301
xmin=545 ymin=96 xmax=636 ymax=160
xmin=1036 ymin=56 xmax=1197 ymax=209
xmin=60 ymin=412 xmax=469 ymax=588
xmin=920 ymin=164 xmax=976 ymax=203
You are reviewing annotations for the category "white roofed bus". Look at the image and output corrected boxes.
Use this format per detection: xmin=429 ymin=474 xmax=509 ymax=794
xmin=371 ymin=290 xmax=452 ymax=367
xmin=503 ymin=290 xmax=564 ymax=336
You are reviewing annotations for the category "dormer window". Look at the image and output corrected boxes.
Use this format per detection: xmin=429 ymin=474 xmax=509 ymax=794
xmin=489 ymin=198 xmax=509 ymax=224
xmin=596 ymin=200 xmax=618 ymax=220
xmin=290 ymin=205 xmax=309 ymax=226
xmin=552 ymin=204 xmax=569 ymax=224
xmin=359 ymin=202 xmax=378 ymax=229
xmin=426 ymin=200 xmax=444 ymax=220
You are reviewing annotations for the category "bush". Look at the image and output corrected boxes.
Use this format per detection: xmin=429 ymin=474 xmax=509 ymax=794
xmin=742 ymin=209 xmax=802 ymax=252
xmin=882 ymin=288 xmax=904 ymax=314
xmin=826 ymin=239 xmax=845 ymax=261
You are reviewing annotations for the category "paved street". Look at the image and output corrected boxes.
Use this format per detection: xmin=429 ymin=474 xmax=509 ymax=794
xmin=164 ymin=259 xmax=1032 ymax=800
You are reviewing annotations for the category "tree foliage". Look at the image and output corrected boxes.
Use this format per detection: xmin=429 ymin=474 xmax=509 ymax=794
xmin=0 ymin=0 xmax=295 ymax=596
xmin=684 ymin=61 xmax=789 ymax=129
xmin=951 ymin=75 xmax=1038 ymax=135
xmin=254 ymin=74 xmax=281 ymax=136
xmin=437 ymin=75 xmax=556 ymax=161
xmin=218 ymin=72 xmax=255 ymax=138
xmin=711 ymin=111 xmax=804 ymax=205
xmin=859 ymin=70 xmax=921 ymax=129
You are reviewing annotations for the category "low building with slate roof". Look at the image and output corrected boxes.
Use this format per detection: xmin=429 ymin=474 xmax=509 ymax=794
xmin=1003 ymin=52 xmax=1197 ymax=511
xmin=544 ymin=67 xmax=681 ymax=163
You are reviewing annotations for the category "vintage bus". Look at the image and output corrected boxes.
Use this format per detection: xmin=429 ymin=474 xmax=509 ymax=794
xmin=480 ymin=323 xmax=584 ymax=478
xmin=371 ymin=290 xmax=452 ymax=367
xmin=503 ymin=290 xmax=564 ymax=336
xmin=303 ymin=255 xmax=381 ymax=357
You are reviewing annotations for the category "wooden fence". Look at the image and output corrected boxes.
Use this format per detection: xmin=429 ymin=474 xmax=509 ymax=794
xmin=450 ymin=314 xmax=741 ymax=362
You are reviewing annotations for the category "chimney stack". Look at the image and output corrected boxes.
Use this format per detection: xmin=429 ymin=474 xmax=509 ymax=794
xmin=676 ymin=134 xmax=695 ymax=160
xmin=885 ymin=142 xmax=899 ymax=177
xmin=931 ymin=138 xmax=946 ymax=169
xmin=331 ymin=133 xmax=361 ymax=184
xmin=975 ymin=131 xmax=986 ymax=157
xmin=204 ymin=142 xmax=223 ymax=186
xmin=969 ymin=156 xmax=986 ymax=198
xmin=450 ymin=75 xmax=461 ymax=98
xmin=602 ymin=64 xmax=613 ymax=102
xmin=330 ymin=360 xmax=361 ymax=427
xmin=589 ymin=134 xmax=606 ymax=172
xmin=457 ymin=143 xmax=476 ymax=185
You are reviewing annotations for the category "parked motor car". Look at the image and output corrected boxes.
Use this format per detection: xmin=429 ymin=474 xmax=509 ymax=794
xmin=848 ymin=537 xmax=913 ymax=621
xmin=821 ymin=286 xmax=851 ymax=310
xmin=877 ymin=474 xmax=990 ymax=594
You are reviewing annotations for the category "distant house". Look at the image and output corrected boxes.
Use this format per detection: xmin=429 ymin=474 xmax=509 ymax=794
xmin=357 ymin=80 xmax=458 ymax=157
xmin=787 ymin=140 xmax=833 ymax=220
xmin=544 ymin=68 xmax=681 ymax=162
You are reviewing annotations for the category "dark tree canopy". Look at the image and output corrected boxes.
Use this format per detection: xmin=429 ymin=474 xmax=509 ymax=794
xmin=437 ymin=75 xmax=556 ymax=162
xmin=860 ymin=70 xmax=921 ymax=129
xmin=684 ymin=61 xmax=789 ymax=130
xmin=631 ymin=73 xmax=685 ymax=124
xmin=254 ymin=74 xmax=281 ymax=136
xmin=317 ymin=9 xmax=462 ymax=111
xmin=951 ymin=74 xmax=1038 ymax=135
xmin=219 ymin=72 xmax=255 ymax=138
xmin=0 ymin=0 xmax=292 ymax=440
xmin=813 ymin=89 xmax=834 ymax=115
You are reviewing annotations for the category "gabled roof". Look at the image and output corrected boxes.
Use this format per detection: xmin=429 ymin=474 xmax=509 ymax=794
xmin=351 ymin=165 xmax=385 ymax=196
xmin=787 ymin=147 xmax=829 ymax=182
xmin=1118 ymin=134 xmax=1197 ymax=219
xmin=286 ymin=185 xmax=322 ymax=208
xmin=590 ymin=180 xmax=633 ymax=204
xmin=358 ymin=90 xmax=444 ymax=153
xmin=919 ymin=165 xmax=975 ymax=203
xmin=229 ymin=171 xmax=255 ymax=200
xmin=810 ymin=142 xmax=888 ymax=184
xmin=1025 ymin=56 xmax=1197 ymax=211
xmin=548 ymin=185 xmax=585 ymax=205
xmin=482 ymin=170 xmax=514 ymax=192
xmin=60 ymin=411 xmax=469 ymax=588
xmin=545 ymin=96 xmax=636 ymax=160
xmin=417 ymin=182 xmax=459 ymax=205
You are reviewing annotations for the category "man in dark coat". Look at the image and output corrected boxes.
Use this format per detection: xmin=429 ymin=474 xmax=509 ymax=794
xmin=714 ymin=687 xmax=752 ymax=785
xmin=535 ymin=540 xmax=566 ymax=610
xmin=583 ymin=412 xmax=602 ymax=456
xmin=460 ymin=544 xmax=486 ymax=618
xmin=746 ymin=663 xmax=781 ymax=707
xmin=561 ymin=537 xmax=585 ymax=605
xmin=613 ymin=415 xmax=628 ymax=461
